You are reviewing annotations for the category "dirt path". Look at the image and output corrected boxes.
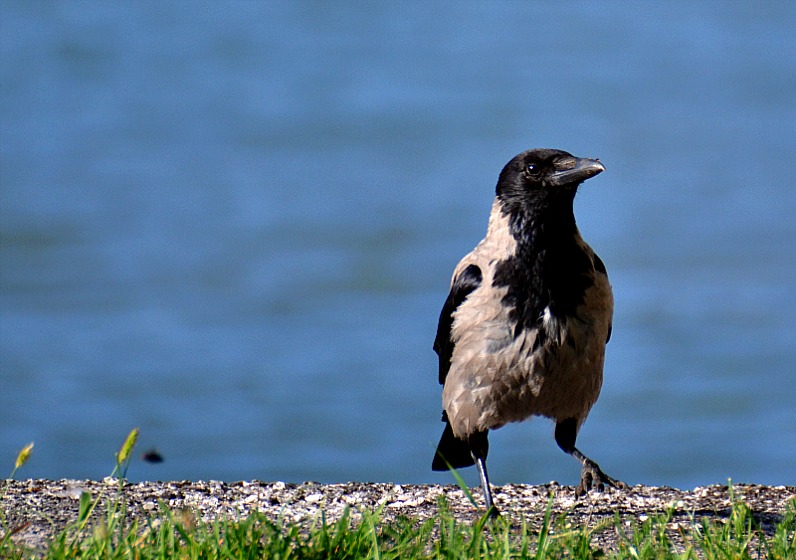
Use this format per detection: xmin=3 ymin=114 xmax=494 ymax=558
xmin=2 ymin=479 xmax=794 ymax=552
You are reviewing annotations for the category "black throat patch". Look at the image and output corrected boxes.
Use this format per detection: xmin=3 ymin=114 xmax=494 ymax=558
xmin=492 ymin=206 xmax=594 ymax=339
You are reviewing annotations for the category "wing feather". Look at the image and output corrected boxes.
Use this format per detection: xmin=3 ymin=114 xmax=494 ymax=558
xmin=434 ymin=263 xmax=482 ymax=385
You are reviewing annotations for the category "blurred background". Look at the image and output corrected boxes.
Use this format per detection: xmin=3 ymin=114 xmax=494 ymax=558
xmin=1 ymin=1 xmax=794 ymax=489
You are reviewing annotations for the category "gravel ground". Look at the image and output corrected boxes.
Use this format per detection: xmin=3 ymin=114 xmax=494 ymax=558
xmin=2 ymin=479 xmax=794 ymax=553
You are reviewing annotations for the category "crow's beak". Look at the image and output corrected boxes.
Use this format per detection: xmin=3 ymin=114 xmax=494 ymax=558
xmin=547 ymin=158 xmax=605 ymax=187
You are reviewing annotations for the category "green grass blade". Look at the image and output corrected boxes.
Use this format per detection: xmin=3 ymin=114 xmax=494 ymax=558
xmin=77 ymin=491 xmax=91 ymax=525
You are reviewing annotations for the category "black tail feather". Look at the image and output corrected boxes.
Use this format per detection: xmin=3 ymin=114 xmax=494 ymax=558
xmin=432 ymin=418 xmax=489 ymax=471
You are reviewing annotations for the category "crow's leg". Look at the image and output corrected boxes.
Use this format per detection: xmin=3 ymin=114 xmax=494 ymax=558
xmin=555 ymin=418 xmax=627 ymax=497
xmin=469 ymin=431 xmax=499 ymax=517
xmin=474 ymin=455 xmax=498 ymax=516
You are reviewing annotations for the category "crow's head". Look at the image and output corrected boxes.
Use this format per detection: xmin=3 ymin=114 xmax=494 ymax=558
xmin=496 ymin=148 xmax=604 ymax=214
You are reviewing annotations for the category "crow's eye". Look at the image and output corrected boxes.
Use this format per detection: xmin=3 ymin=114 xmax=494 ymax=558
xmin=525 ymin=163 xmax=540 ymax=177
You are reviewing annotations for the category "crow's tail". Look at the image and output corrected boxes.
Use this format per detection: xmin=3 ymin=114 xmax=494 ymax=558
xmin=432 ymin=415 xmax=487 ymax=471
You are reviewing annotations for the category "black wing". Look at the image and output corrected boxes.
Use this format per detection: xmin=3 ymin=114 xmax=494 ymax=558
xmin=433 ymin=264 xmax=482 ymax=385
xmin=592 ymin=252 xmax=612 ymax=344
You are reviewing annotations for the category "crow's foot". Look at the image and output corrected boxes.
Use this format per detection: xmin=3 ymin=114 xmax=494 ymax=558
xmin=576 ymin=459 xmax=627 ymax=497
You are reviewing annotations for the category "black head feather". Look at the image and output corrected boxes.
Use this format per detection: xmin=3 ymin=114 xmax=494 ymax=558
xmin=496 ymin=148 xmax=604 ymax=224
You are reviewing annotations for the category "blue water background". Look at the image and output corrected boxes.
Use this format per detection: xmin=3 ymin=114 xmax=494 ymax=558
xmin=2 ymin=1 xmax=795 ymax=489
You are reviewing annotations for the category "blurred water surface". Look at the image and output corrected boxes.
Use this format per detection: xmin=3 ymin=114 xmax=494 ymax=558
xmin=1 ymin=1 xmax=795 ymax=489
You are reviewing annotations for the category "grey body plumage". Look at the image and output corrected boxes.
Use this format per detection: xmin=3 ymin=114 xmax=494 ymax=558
xmin=432 ymin=148 xmax=625 ymax=516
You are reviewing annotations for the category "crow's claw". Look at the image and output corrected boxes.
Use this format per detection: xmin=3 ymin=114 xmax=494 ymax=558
xmin=576 ymin=459 xmax=627 ymax=497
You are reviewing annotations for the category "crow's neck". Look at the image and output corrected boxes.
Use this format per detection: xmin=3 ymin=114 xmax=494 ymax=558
xmin=494 ymin=200 xmax=592 ymax=336
xmin=510 ymin=201 xmax=578 ymax=245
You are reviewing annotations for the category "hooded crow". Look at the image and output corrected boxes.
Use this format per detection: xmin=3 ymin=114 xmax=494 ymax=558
xmin=432 ymin=148 xmax=625 ymax=516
